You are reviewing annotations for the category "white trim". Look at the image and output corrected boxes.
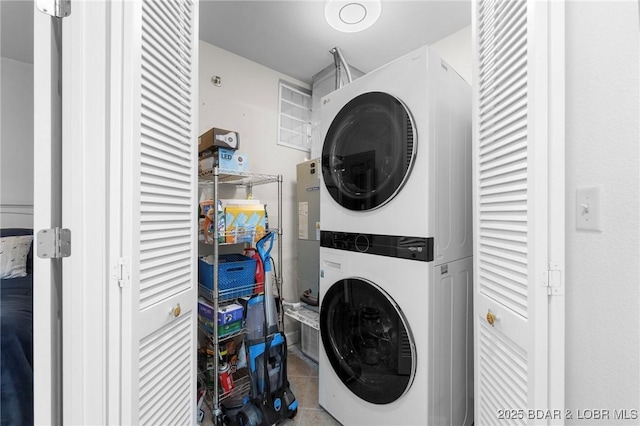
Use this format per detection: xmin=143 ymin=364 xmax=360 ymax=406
xmin=62 ymin=1 xmax=110 ymax=423
xmin=107 ymin=0 xmax=125 ymax=423
xmin=547 ymin=0 xmax=566 ymax=421
xmin=0 ymin=204 xmax=34 ymax=228
xmin=528 ymin=0 xmax=552 ymax=412
xmin=33 ymin=3 xmax=62 ymax=424
xmin=119 ymin=1 xmax=142 ymax=422
xmin=0 ymin=203 xmax=34 ymax=215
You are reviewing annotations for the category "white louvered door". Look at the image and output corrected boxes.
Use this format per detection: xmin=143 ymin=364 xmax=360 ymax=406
xmin=472 ymin=1 xmax=564 ymax=425
xmin=119 ymin=0 xmax=199 ymax=424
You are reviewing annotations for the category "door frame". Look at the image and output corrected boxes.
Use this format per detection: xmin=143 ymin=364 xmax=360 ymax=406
xmin=33 ymin=2 xmax=127 ymax=423
xmin=546 ymin=0 xmax=566 ymax=418
xmin=33 ymin=5 xmax=63 ymax=425
xmin=60 ymin=1 xmax=112 ymax=423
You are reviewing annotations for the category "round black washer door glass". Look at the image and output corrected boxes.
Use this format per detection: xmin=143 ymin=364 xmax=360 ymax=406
xmin=320 ymin=278 xmax=416 ymax=404
xmin=322 ymin=92 xmax=416 ymax=211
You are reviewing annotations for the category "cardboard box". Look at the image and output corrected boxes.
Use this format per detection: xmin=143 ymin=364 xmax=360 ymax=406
xmin=199 ymin=148 xmax=249 ymax=174
xmin=199 ymin=300 xmax=244 ymax=325
xmin=218 ymin=303 xmax=244 ymax=325
xmin=218 ymin=320 xmax=243 ymax=337
xmin=199 ymin=127 xmax=239 ymax=152
xmin=198 ymin=154 xmax=216 ymax=174
xmin=225 ymin=203 xmax=266 ymax=243
xmin=198 ymin=298 xmax=216 ymax=321
xmin=200 ymin=318 xmax=243 ymax=337
xmin=219 ymin=149 xmax=249 ymax=172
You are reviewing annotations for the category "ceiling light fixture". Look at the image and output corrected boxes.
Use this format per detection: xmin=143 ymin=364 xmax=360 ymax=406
xmin=325 ymin=0 xmax=382 ymax=33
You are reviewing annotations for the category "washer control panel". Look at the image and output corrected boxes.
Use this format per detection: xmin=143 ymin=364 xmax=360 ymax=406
xmin=320 ymin=230 xmax=433 ymax=262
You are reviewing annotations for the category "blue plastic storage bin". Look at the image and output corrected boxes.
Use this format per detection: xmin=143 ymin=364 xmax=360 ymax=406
xmin=199 ymin=254 xmax=257 ymax=300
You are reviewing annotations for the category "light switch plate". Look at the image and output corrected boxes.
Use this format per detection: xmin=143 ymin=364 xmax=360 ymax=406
xmin=576 ymin=186 xmax=603 ymax=232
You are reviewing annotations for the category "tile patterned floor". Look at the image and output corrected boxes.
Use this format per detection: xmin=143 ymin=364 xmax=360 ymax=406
xmin=202 ymin=345 xmax=341 ymax=426
xmin=280 ymin=345 xmax=340 ymax=426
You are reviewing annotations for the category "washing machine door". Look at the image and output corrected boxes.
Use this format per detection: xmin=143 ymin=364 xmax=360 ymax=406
xmin=321 ymin=92 xmax=416 ymax=211
xmin=320 ymin=278 xmax=416 ymax=404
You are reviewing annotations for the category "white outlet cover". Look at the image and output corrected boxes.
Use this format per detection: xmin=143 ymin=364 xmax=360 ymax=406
xmin=576 ymin=186 xmax=603 ymax=232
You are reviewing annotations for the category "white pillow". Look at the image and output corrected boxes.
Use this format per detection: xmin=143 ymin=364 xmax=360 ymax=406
xmin=0 ymin=235 xmax=33 ymax=279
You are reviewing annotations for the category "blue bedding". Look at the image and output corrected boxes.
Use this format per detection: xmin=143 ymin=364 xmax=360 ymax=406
xmin=1 ymin=292 xmax=33 ymax=426
xmin=0 ymin=276 xmax=32 ymax=298
xmin=1 ymin=228 xmax=33 ymax=426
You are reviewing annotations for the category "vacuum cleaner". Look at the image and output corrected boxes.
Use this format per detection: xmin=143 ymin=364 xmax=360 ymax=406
xmin=233 ymin=231 xmax=298 ymax=426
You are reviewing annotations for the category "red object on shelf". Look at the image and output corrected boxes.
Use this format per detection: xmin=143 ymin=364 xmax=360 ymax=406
xmin=244 ymin=247 xmax=264 ymax=294
xmin=219 ymin=362 xmax=234 ymax=393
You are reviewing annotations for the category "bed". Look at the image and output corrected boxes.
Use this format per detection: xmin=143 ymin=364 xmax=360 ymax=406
xmin=1 ymin=228 xmax=34 ymax=425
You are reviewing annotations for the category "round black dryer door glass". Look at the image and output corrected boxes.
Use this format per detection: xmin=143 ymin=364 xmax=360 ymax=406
xmin=322 ymin=92 xmax=416 ymax=211
xmin=320 ymin=278 xmax=416 ymax=404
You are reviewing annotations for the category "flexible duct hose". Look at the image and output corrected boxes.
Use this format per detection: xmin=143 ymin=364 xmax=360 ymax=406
xmin=330 ymin=46 xmax=353 ymax=89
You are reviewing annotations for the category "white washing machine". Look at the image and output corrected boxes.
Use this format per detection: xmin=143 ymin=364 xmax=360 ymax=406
xmin=320 ymin=45 xmax=471 ymax=266
xmin=318 ymin=45 xmax=473 ymax=425
xmin=319 ymin=247 xmax=473 ymax=426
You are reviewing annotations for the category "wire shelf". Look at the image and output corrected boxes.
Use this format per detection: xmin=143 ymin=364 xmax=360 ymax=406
xmin=198 ymin=229 xmax=278 ymax=245
xmin=197 ymin=164 xmax=282 ymax=415
xmin=284 ymin=306 xmax=320 ymax=330
xmin=198 ymin=368 xmax=251 ymax=403
xmin=198 ymin=169 xmax=280 ymax=187
xmin=199 ymin=283 xmax=258 ymax=303
xmin=198 ymin=323 xmax=248 ymax=343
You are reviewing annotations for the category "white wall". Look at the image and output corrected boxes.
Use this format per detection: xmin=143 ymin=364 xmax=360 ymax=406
xmin=0 ymin=56 xmax=34 ymax=227
xmin=565 ymin=1 xmax=640 ymax=421
xmin=198 ymin=41 xmax=310 ymax=340
xmin=431 ymin=25 xmax=472 ymax=84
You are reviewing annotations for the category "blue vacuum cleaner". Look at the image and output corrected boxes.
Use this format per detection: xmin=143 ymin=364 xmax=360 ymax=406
xmin=255 ymin=231 xmax=278 ymax=336
xmin=236 ymin=231 xmax=298 ymax=426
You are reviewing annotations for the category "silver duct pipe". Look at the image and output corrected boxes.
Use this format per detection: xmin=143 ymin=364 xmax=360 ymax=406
xmin=330 ymin=46 xmax=353 ymax=89
xmin=331 ymin=48 xmax=342 ymax=90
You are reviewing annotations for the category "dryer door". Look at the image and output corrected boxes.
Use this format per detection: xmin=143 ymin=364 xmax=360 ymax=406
xmin=321 ymin=92 xmax=416 ymax=211
xmin=320 ymin=278 xmax=416 ymax=404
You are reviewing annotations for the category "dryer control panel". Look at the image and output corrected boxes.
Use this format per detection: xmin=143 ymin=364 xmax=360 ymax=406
xmin=320 ymin=230 xmax=433 ymax=262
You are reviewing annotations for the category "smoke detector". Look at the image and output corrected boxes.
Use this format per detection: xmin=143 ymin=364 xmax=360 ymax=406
xmin=325 ymin=0 xmax=382 ymax=33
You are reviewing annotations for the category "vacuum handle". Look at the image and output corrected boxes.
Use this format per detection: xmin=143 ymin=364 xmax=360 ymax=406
xmin=257 ymin=231 xmax=275 ymax=272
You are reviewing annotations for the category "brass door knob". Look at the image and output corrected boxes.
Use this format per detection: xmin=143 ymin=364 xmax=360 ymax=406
xmin=486 ymin=310 xmax=496 ymax=326
xmin=172 ymin=304 xmax=181 ymax=318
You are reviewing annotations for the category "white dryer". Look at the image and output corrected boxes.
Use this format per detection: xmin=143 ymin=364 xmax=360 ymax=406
xmin=318 ymin=45 xmax=473 ymax=425
xmin=319 ymin=246 xmax=473 ymax=426
xmin=320 ymin=45 xmax=471 ymax=266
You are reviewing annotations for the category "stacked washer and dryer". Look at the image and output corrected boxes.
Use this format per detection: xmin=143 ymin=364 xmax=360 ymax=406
xmin=318 ymin=46 xmax=473 ymax=426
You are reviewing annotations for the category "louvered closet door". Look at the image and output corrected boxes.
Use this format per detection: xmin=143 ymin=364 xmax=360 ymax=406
xmin=120 ymin=0 xmax=199 ymax=424
xmin=472 ymin=1 xmax=559 ymax=424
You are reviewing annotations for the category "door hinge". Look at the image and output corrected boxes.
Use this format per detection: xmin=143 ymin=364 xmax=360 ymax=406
xmin=36 ymin=0 xmax=71 ymax=18
xmin=114 ymin=258 xmax=130 ymax=288
xmin=544 ymin=261 xmax=564 ymax=296
xmin=37 ymin=228 xmax=71 ymax=259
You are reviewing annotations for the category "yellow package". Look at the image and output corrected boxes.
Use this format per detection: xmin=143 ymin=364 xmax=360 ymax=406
xmin=225 ymin=204 xmax=266 ymax=243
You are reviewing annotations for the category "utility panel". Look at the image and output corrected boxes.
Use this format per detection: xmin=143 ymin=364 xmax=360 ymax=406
xmin=296 ymin=158 xmax=321 ymax=307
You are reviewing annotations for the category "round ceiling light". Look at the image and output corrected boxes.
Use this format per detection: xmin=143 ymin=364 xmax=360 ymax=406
xmin=325 ymin=0 xmax=382 ymax=33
